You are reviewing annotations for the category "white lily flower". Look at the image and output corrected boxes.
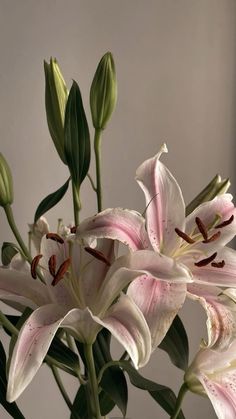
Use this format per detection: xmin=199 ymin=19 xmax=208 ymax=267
xmin=0 ymin=228 xmax=190 ymax=402
xmin=77 ymin=145 xmax=236 ymax=351
xmin=184 ymin=341 xmax=236 ymax=419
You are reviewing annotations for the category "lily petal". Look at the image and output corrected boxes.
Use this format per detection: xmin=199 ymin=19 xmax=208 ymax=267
xmin=7 ymin=304 xmax=100 ymax=402
xmin=0 ymin=268 xmax=50 ymax=310
xmin=93 ymin=293 xmax=152 ymax=368
xmin=128 ymin=275 xmax=186 ymax=350
xmin=77 ymin=208 xmax=149 ymax=250
xmin=136 ymin=150 xmax=185 ymax=255
xmin=197 ymin=372 xmax=236 ymax=419
xmin=190 ymin=247 xmax=236 ymax=287
xmin=95 ymin=250 xmax=192 ymax=315
xmin=188 ymin=284 xmax=236 ymax=350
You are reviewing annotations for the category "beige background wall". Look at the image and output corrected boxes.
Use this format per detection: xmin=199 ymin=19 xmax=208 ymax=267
xmin=0 ymin=0 xmax=236 ymax=418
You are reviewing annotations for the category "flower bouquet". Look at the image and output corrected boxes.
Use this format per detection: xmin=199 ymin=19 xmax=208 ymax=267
xmin=0 ymin=53 xmax=235 ymax=419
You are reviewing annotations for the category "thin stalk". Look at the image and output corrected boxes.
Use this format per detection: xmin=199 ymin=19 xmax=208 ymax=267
xmin=4 ymin=205 xmax=32 ymax=262
xmin=94 ymin=129 xmax=102 ymax=212
xmin=50 ymin=365 xmax=73 ymax=411
xmin=84 ymin=343 xmax=102 ymax=419
xmin=72 ymin=182 xmax=81 ymax=226
xmin=170 ymin=382 xmax=188 ymax=419
xmin=87 ymin=173 xmax=97 ymax=192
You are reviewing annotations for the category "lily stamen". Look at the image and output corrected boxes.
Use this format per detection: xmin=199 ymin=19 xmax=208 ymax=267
xmin=48 ymin=255 xmax=56 ymax=277
xmin=84 ymin=247 xmax=111 ymax=266
xmin=195 ymin=217 xmax=208 ymax=241
xmin=46 ymin=233 xmax=64 ymax=244
xmin=51 ymin=258 xmax=71 ymax=286
xmin=211 ymin=260 xmax=225 ymax=268
xmin=30 ymin=254 xmax=43 ymax=279
xmin=215 ymin=214 xmax=234 ymax=229
xmin=194 ymin=252 xmax=217 ymax=267
xmin=175 ymin=228 xmax=195 ymax=244
xmin=70 ymin=226 xmax=77 ymax=234
xmin=203 ymin=231 xmax=221 ymax=244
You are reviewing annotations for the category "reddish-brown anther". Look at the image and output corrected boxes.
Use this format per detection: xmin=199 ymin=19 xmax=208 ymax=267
xmin=31 ymin=254 xmax=43 ymax=279
xmin=203 ymin=231 xmax=221 ymax=244
xmin=194 ymin=252 xmax=217 ymax=267
xmin=48 ymin=255 xmax=56 ymax=277
xmin=211 ymin=260 xmax=225 ymax=268
xmin=70 ymin=226 xmax=77 ymax=234
xmin=46 ymin=233 xmax=64 ymax=244
xmin=175 ymin=228 xmax=195 ymax=244
xmin=195 ymin=217 xmax=208 ymax=241
xmin=84 ymin=247 xmax=111 ymax=267
xmin=215 ymin=214 xmax=234 ymax=229
xmin=52 ymin=258 xmax=71 ymax=286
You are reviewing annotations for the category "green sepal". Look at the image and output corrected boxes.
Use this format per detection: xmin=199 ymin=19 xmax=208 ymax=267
xmin=44 ymin=58 xmax=68 ymax=163
xmin=159 ymin=315 xmax=189 ymax=371
xmin=99 ymin=360 xmax=185 ymax=419
xmin=0 ymin=340 xmax=25 ymax=419
xmin=1 ymin=242 xmax=19 ymax=265
xmin=34 ymin=177 xmax=70 ymax=223
xmin=186 ymin=174 xmax=230 ymax=216
xmin=64 ymin=81 xmax=90 ymax=187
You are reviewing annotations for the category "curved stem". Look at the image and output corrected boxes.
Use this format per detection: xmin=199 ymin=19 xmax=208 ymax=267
xmin=87 ymin=173 xmax=97 ymax=192
xmin=170 ymin=382 xmax=188 ymax=419
xmin=50 ymin=365 xmax=73 ymax=411
xmin=94 ymin=129 xmax=102 ymax=212
xmin=4 ymin=205 xmax=32 ymax=262
xmin=84 ymin=343 xmax=102 ymax=419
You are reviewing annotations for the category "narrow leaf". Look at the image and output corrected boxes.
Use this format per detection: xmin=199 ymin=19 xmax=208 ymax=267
xmin=64 ymin=81 xmax=90 ymax=186
xmin=0 ymin=340 xmax=25 ymax=418
xmin=159 ymin=315 xmax=189 ymax=371
xmin=34 ymin=177 xmax=70 ymax=223
xmin=1 ymin=242 xmax=19 ymax=265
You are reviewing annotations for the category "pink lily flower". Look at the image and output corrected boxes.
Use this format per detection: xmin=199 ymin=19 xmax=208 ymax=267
xmin=77 ymin=145 xmax=236 ymax=351
xmin=0 ymin=228 xmax=190 ymax=402
xmin=184 ymin=340 xmax=236 ymax=419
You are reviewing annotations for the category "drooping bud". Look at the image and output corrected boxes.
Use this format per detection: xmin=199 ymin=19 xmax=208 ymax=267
xmin=90 ymin=52 xmax=117 ymax=130
xmin=0 ymin=153 xmax=13 ymax=207
xmin=44 ymin=58 xmax=68 ymax=163
xmin=186 ymin=174 xmax=230 ymax=216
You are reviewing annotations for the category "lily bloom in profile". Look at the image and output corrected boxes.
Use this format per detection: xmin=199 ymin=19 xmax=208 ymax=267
xmin=0 ymin=228 xmax=190 ymax=402
xmin=184 ymin=339 xmax=236 ymax=419
xmin=77 ymin=144 xmax=236 ymax=351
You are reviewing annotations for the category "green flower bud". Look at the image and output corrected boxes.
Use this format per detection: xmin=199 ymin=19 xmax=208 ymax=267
xmin=90 ymin=52 xmax=117 ymax=130
xmin=0 ymin=153 xmax=13 ymax=207
xmin=186 ymin=174 xmax=230 ymax=216
xmin=44 ymin=58 xmax=68 ymax=163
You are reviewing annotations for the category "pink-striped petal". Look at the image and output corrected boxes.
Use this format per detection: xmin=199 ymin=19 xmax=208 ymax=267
xmin=7 ymin=304 xmax=101 ymax=402
xmin=197 ymin=372 xmax=236 ymax=419
xmin=190 ymin=247 xmax=236 ymax=287
xmin=77 ymin=208 xmax=149 ymax=250
xmin=136 ymin=147 xmax=185 ymax=255
xmin=188 ymin=284 xmax=236 ymax=350
xmin=93 ymin=293 xmax=152 ymax=368
xmin=128 ymin=275 xmax=186 ymax=350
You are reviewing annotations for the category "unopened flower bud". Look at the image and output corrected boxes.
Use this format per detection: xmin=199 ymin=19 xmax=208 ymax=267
xmin=90 ymin=52 xmax=117 ymax=130
xmin=0 ymin=153 xmax=13 ymax=207
xmin=44 ymin=58 xmax=68 ymax=163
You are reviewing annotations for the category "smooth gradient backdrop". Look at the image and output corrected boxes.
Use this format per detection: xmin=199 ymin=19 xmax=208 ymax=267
xmin=0 ymin=1 xmax=236 ymax=418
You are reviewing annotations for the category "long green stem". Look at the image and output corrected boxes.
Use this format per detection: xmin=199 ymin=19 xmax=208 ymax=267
xmin=84 ymin=343 xmax=102 ymax=419
xmin=4 ymin=205 xmax=32 ymax=262
xmin=94 ymin=128 xmax=102 ymax=212
xmin=51 ymin=365 xmax=73 ymax=411
xmin=170 ymin=382 xmax=188 ymax=419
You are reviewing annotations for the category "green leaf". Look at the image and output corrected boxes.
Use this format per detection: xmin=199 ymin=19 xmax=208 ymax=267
xmin=159 ymin=315 xmax=189 ymax=371
xmin=70 ymin=385 xmax=86 ymax=419
xmin=64 ymin=81 xmax=90 ymax=186
xmin=34 ymin=177 xmax=70 ymax=223
xmin=0 ymin=340 xmax=25 ymax=418
xmin=99 ymin=360 xmax=185 ymax=419
xmin=47 ymin=335 xmax=80 ymax=373
xmin=1 ymin=242 xmax=19 ymax=265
